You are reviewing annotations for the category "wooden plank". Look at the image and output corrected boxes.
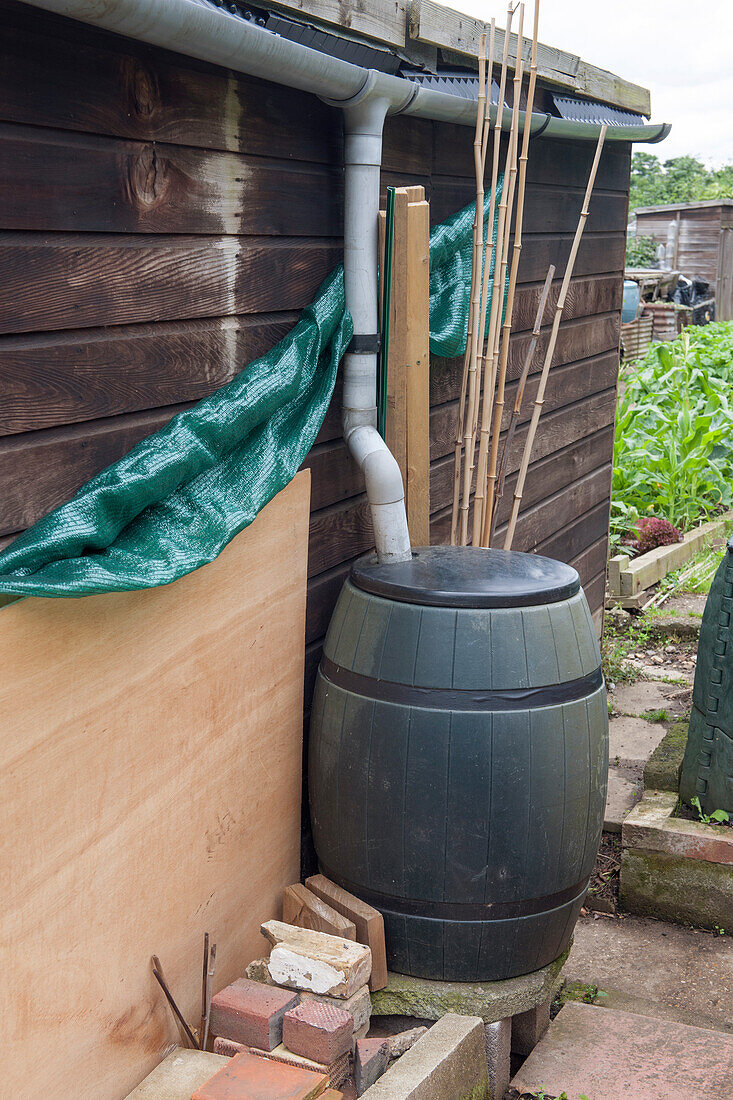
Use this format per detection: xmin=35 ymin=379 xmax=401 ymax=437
xmin=385 ymin=189 xmax=409 ymax=480
xmin=430 ymin=181 xmax=628 ymax=238
xmin=0 ymin=236 xmax=341 ymax=335
xmin=405 ymin=196 xmax=431 ymax=544
xmin=305 ymin=874 xmax=388 ymax=991
xmin=432 ymin=127 xmax=632 ymax=193
xmin=0 ymin=123 xmax=344 ymax=235
xmin=282 ymin=883 xmax=357 ymax=940
xmin=0 ymin=472 xmax=310 ymax=1099
xmin=263 ymin=0 xmax=407 ymax=48
xmin=618 ymin=511 xmax=733 ymax=596
xmin=430 ymin=346 xmax=620 ymax=416
xmin=0 ymin=278 xmax=618 ymax=437
xmin=0 ymin=0 xmax=341 ymax=161
xmin=408 ymin=0 xmax=651 ymax=115
xmin=0 ymin=315 xmax=296 ymax=434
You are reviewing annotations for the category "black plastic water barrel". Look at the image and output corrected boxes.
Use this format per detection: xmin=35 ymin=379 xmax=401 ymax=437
xmin=309 ymin=546 xmax=608 ymax=982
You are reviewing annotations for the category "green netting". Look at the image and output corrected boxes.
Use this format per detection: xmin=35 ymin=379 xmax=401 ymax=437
xmin=0 ymin=190 xmax=502 ymax=599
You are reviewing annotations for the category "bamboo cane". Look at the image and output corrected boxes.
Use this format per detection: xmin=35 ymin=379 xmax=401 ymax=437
xmin=457 ymin=32 xmax=487 ymax=546
xmin=482 ymin=0 xmax=541 ymax=546
xmin=503 ymin=125 xmax=608 ymax=551
xmin=469 ymin=11 xmax=505 ymax=455
xmin=491 ymin=263 xmax=555 ymax=517
xmin=472 ymin=3 xmax=524 ymax=544
xmin=450 ymin=27 xmax=491 ymax=545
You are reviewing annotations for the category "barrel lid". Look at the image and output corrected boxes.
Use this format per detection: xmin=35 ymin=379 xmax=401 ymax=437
xmin=350 ymin=546 xmax=580 ymax=608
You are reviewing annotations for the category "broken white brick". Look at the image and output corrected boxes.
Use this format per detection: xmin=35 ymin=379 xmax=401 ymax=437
xmin=261 ymin=920 xmax=372 ymax=999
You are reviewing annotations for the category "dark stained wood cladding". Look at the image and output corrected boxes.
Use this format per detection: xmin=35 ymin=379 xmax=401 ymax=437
xmin=0 ymin=1 xmax=628 ymax=672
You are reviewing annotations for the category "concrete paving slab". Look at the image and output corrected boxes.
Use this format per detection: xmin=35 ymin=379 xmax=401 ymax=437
xmin=125 ymin=1050 xmax=229 ymax=1099
xmin=611 ymin=681 xmax=678 ymax=717
xmin=565 ymin=912 xmax=733 ymax=1034
xmin=604 ymin=766 xmax=642 ymax=833
xmin=370 ymin=948 xmax=568 ymax=1024
xmin=609 ymin=715 xmax=667 ymax=769
xmin=511 ymin=1001 xmax=733 ymax=1100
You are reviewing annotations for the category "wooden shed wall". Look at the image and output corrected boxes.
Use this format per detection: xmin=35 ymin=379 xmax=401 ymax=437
xmin=0 ymin=1 xmax=627 ymax=696
xmin=636 ymin=207 xmax=722 ymax=287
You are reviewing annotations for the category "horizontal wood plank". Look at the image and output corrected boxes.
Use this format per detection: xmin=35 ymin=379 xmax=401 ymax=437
xmin=0 ymin=0 xmax=342 ymax=161
xmin=0 ymin=123 xmax=344 ymax=235
xmin=409 ymin=0 xmax=650 ymax=115
xmin=0 ymin=277 xmax=619 ymax=433
xmin=0 ymin=236 xmax=341 ymax=335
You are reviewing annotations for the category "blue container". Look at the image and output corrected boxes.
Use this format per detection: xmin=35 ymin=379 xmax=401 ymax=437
xmin=622 ymin=279 xmax=641 ymax=323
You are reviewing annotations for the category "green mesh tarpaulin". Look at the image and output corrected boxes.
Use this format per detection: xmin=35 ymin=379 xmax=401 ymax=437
xmin=0 ymin=191 xmax=502 ymax=599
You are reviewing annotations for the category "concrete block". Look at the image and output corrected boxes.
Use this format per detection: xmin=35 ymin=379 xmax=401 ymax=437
xmin=209 ymin=978 xmax=298 ymax=1051
xmin=620 ymin=847 xmax=733 ymax=930
xmin=370 ymin=946 xmax=569 ymax=1024
xmin=512 ymin=1001 xmax=733 ymax=1100
xmin=644 ymin=720 xmax=688 ymax=791
xmin=262 ymin=920 xmax=372 ymax=998
xmin=385 ymin=1027 xmax=427 ymax=1057
xmin=300 ymin=986 xmax=372 ymax=1034
xmin=483 ymin=1018 xmax=510 ymax=1100
xmin=284 ymin=1000 xmax=353 ymax=1064
xmin=360 ymin=1014 xmax=489 ymax=1100
xmin=354 ymin=1039 xmax=389 ymax=1096
xmin=191 ymin=1049 xmax=328 ymax=1099
xmin=124 ymin=1050 xmax=229 ymax=1099
xmin=250 ymin=1043 xmax=351 ymax=1089
xmin=623 ymin=788 xmax=733 ymax=865
xmin=511 ymin=996 xmax=551 ymax=1056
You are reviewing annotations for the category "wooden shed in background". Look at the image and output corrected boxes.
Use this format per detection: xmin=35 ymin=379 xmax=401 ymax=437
xmin=635 ymin=199 xmax=733 ymax=320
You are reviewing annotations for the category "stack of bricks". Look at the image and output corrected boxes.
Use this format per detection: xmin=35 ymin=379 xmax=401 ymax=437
xmin=199 ymin=919 xmax=375 ymax=1096
xmin=190 ymin=876 xmax=393 ymax=1099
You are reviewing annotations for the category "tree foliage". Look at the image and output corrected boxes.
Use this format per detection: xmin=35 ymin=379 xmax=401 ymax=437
xmin=630 ymin=153 xmax=733 ymax=212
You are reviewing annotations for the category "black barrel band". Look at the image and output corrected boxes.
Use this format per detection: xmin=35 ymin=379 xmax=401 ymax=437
xmin=320 ymin=865 xmax=588 ymax=921
xmin=320 ymin=657 xmax=603 ymax=711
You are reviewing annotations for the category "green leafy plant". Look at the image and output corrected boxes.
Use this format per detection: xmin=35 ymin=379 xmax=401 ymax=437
xmin=690 ymin=796 xmax=731 ymax=826
xmin=626 ymin=234 xmax=658 ymax=267
xmin=612 ymin=324 xmax=733 ymax=545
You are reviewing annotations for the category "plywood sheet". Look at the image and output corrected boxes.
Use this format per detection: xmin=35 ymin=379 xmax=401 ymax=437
xmin=0 ymin=471 xmax=310 ymax=1099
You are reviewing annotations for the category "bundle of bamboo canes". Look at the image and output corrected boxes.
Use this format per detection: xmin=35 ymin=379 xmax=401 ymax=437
xmin=450 ymin=0 xmax=608 ymax=552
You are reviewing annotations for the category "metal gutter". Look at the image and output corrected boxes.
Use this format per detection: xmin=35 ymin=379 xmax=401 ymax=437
xmin=18 ymin=0 xmax=670 ymax=143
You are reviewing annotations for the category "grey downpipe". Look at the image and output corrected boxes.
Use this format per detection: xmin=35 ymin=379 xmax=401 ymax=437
xmin=339 ymin=88 xmax=412 ymax=564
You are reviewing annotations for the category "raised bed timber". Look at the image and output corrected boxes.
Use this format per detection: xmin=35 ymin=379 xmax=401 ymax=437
xmin=607 ymin=510 xmax=733 ymax=607
xmin=620 ymin=789 xmax=733 ymax=930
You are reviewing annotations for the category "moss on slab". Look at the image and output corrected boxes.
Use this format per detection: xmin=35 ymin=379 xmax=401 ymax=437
xmin=370 ymin=945 xmax=571 ymax=1023
xmin=643 ymin=720 xmax=688 ymax=792
xmin=620 ymin=848 xmax=733 ymax=929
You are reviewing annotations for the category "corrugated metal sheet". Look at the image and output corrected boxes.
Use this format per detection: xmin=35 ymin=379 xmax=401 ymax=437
xmin=552 ymin=93 xmax=643 ymax=127
xmin=405 ymin=72 xmax=501 ymax=103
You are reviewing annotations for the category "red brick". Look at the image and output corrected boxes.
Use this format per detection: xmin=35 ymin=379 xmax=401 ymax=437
xmin=354 ymin=1038 xmax=389 ymax=1096
xmin=213 ymin=1036 xmax=248 ymax=1057
xmin=192 ymin=1049 xmax=328 ymax=1100
xmin=283 ymin=1000 xmax=353 ymax=1065
xmin=210 ymin=978 xmax=299 ymax=1051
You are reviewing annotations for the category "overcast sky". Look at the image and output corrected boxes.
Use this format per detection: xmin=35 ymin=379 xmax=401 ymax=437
xmin=448 ymin=1 xmax=733 ymax=166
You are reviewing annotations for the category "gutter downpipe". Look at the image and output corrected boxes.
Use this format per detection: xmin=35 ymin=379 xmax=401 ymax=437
xmin=17 ymin=0 xmax=671 ymax=563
